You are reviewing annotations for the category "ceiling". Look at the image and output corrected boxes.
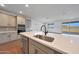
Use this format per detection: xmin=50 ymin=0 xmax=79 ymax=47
xmin=0 ymin=4 xmax=79 ymax=22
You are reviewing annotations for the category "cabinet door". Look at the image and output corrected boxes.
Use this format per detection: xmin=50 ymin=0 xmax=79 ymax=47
xmin=9 ymin=16 xmax=16 ymax=26
xmin=0 ymin=13 xmax=9 ymax=26
xmin=29 ymin=44 xmax=46 ymax=54
xmin=17 ymin=16 xmax=25 ymax=24
xmin=29 ymin=39 xmax=61 ymax=54
xmin=10 ymin=31 xmax=18 ymax=41
xmin=22 ymin=36 xmax=29 ymax=54
xmin=0 ymin=33 xmax=9 ymax=44
xmin=29 ymin=39 xmax=46 ymax=54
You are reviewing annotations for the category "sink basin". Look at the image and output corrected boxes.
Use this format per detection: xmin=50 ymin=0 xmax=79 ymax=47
xmin=34 ymin=35 xmax=54 ymax=42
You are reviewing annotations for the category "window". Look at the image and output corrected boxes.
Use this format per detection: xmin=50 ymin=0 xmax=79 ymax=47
xmin=62 ymin=21 xmax=79 ymax=35
xmin=47 ymin=23 xmax=54 ymax=33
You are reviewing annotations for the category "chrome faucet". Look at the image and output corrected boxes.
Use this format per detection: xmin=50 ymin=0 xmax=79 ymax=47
xmin=41 ymin=25 xmax=48 ymax=35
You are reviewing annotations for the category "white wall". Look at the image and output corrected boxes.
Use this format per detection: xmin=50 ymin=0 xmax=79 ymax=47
xmin=31 ymin=19 xmax=43 ymax=32
xmin=31 ymin=18 xmax=63 ymax=33
xmin=48 ymin=20 xmax=62 ymax=33
xmin=25 ymin=19 xmax=31 ymax=32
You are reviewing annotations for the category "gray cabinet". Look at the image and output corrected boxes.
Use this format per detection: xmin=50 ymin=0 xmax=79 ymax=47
xmin=0 ymin=12 xmax=17 ymax=32
xmin=29 ymin=39 xmax=62 ymax=54
xmin=0 ymin=31 xmax=18 ymax=44
xmin=9 ymin=15 xmax=16 ymax=27
xmin=0 ymin=13 xmax=16 ymax=27
xmin=22 ymin=36 xmax=29 ymax=54
xmin=10 ymin=31 xmax=17 ymax=41
xmin=17 ymin=16 xmax=25 ymax=25
xmin=21 ymin=35 xmax=62 ymax=54
xmin=29 ymin=44 xmax=46 ymax=54
xmin=0 ymin=33 xmax=10 ymax=44
xmin=0 ymin=13 xmax=9 ymax=26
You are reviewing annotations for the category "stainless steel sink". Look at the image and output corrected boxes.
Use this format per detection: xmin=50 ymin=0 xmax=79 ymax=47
xmin=34 ymin=35 xmax=54 ymax=42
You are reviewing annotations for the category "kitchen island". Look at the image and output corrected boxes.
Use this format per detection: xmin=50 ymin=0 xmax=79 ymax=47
xmin=20 ymin=32 xmax=79 ymax=54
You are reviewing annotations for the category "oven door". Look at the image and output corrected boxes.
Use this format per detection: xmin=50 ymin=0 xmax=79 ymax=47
xmin=18 ymin=24 xmax=25 ymax=34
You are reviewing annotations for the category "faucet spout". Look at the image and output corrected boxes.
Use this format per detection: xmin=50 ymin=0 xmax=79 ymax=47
xmin=41 ymin=25 xmax=48 ymax=35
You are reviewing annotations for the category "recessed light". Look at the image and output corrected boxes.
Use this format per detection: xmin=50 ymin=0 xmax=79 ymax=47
xmin=19 ymin=11 xmax=22 ymax=14
xmin=0 ymin=4 xmax=5 ymax=7
xmin=25 ymin=4 xmax=29 ymax=7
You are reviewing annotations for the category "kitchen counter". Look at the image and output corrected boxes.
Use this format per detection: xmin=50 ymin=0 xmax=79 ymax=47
xmin=0 ymin=31 xmax=17 ymax=33
xmin=20 ymin=32 xmax=79 ymax=54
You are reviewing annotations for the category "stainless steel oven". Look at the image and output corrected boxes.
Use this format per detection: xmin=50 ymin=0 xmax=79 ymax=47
xmin=18 ymin=24 xmax=25 ymax=34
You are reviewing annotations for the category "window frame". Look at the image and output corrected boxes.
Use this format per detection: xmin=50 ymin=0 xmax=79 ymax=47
xmin=62 ymin=21 xmax=79 ymax=35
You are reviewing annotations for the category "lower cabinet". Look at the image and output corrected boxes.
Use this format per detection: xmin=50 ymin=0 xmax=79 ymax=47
xmin=29 ymin=44 xmax=46 ymax=54
xmin=0 ymin=31 xmax=18 ymax=44
xmin=21 ymin=36 xmax=63 ymax=54
xmin=29 ymin=39 xmax=54 ymax=54
xmin=21 ymin=36 xmax=29 ymax=54
xmin=10 ymin=31 xmax=18 ymax=41
xmin=29 ymin=39 xmax=62 ymax=54
xmin=0 ymin=33 xmax=10 ymax=44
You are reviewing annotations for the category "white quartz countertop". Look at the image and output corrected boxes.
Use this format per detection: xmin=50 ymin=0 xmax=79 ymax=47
xmin=20 ymin=32 xmax=79 ymax=54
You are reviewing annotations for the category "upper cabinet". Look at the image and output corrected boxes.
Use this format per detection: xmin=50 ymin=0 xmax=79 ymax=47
xmin=0 ymin=13 xmax=9 ymax=26
xmin=17 ymin=16 xmax=26 ymax=25
xmin=0 ymin=12 xmax=17 ymax=27
xmin=0 ymin=11 xmax=17 ymax=31
xmin=9 ymin=15 xmax=16 ymax=27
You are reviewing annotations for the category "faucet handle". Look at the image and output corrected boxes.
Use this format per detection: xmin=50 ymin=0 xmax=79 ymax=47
xmin=45 ymin=31 xmax=48 ymax=35
xmin=46 ymin=31 xmax=48 ymax=33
